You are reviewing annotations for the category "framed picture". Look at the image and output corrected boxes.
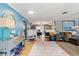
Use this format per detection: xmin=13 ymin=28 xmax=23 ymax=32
xmin=62 ymin=20 xmax=75 ymax=31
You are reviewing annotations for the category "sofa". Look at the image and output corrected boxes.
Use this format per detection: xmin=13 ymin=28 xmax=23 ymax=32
xmin=69 ymin=37 xmax=79 ymax=46
xmin=69 ymin=32 xmax=79 ymax=46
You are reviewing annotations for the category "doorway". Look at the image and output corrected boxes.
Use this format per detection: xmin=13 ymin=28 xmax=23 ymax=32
xmin=22 ymin=20 xmax=27 ymax=46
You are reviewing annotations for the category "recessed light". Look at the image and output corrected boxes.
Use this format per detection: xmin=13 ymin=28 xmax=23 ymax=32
xmin=28 ymin=11 xmax=34 ymax=14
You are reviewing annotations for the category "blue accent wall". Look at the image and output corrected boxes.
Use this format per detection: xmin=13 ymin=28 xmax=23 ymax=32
xmin=26 ymin=20 xmax=31 ymax=40
xmin=75 ymin=20 xmax=79 ymax=26
xmin=55 ymin=20 xmax=79 ymax=32
xmin=0 ymin=3 xmax=23 ymax=36
xmin=55 ymin=20 xmax=62 ymax=32
xmin=0 ymin=3 xmax=26 ymax=41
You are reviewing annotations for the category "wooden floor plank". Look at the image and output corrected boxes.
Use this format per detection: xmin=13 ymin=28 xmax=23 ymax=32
xmin=56 ymin=41 xmax=79 ymax=56
xmin=20 ymin=41 xmax=34 ymax=56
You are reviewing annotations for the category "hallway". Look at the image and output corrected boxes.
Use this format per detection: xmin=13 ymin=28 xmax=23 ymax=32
xmin=1 ymin=3 xmax=79 ymax=56
xmin=29 ymin=41 xmax=69 ymax=56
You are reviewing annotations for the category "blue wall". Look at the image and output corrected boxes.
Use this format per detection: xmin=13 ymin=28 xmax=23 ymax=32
xmin=0 ymin=3 xmax=23 ymax=36
xmin=26 ymin=20 xmax=31 ymax=40
xmin=55 ymin=20 xmax=62 ymax=32
xmin=75 ymin=20 xmax=79 ymax=26
xmin=0 ymin=3 xmax=25 ymax=41
xmin=55 ymin=20 xmax=79 ymax=32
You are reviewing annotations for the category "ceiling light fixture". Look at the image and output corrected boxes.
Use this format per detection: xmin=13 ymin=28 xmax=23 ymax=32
xmin=28 ymin=11 xmax=34 ymax=14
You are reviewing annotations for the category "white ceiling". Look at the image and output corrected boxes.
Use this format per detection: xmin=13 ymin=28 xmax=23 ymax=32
xmin=9 ymin=3 xmax=79 ymax=24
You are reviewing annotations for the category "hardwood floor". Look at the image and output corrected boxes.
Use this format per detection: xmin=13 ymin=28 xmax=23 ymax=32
xmin=29 ymin=41 xmax=69 ymax=56
xmin=56 ymin=41 xmax=79 ymax=56
xmin=20 ymin=41 xmax=34 ymax=56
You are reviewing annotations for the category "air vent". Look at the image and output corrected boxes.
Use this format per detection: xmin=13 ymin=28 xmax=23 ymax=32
xmin=62 ymin=12 xmax=68 ymax=14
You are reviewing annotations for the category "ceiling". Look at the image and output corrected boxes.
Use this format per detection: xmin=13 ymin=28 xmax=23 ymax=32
xmin=9 ymin=3 xmax=79 ymax=24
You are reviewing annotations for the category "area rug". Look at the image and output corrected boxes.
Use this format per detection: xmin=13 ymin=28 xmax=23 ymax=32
xmin=29 ymin=41 xmax=69 ymax=56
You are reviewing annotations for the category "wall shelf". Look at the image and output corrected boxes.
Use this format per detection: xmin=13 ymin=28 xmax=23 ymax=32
xmin=0 ymin=36 xmax=24 ymax=56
